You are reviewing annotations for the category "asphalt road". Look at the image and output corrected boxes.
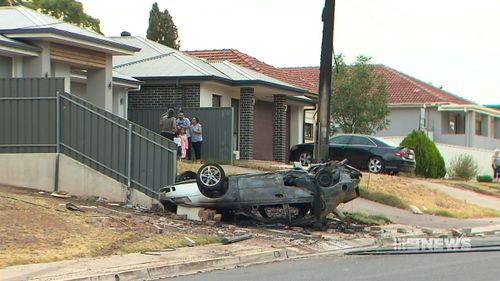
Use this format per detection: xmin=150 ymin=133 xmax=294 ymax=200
xmin=166 ymin=252 xmax=500 ymax=281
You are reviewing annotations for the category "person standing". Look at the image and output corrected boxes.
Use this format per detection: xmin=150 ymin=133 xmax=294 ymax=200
xmin=493 ymin=149 xmax=500 ymax=182
xmin=159 ymin=109 xmax=176 ymax=140
xmin=176 ymin=111 xmax=192 ymax=160
xmin=190 ymin=117 xmax=203 ymax=163
xmin=179 ymin=128 xmax=189 ymax=160
xmin=173 ymin=132 xmax=182 ymax=159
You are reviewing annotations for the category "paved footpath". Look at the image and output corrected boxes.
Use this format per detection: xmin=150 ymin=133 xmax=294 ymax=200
xmin=412 ymin=179 xmax=500 ymax=211
xmin=340 ymin=198 xmax=500 ymax=229
xmin=0 ymin=237 xmax=376 ymax=281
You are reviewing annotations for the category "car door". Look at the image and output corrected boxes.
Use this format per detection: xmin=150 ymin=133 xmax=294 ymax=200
xmin=328 ymin=135 xmax=352 ymax=161
xmin=344 ymin=136 xmax=376 ymax=169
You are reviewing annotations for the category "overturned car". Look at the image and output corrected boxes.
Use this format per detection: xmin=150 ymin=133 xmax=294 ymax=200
xmin=159 ymin=161 xmax=361 ymax=225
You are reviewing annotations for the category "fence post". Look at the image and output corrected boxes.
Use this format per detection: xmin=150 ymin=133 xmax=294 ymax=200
xmin=54 ymin=91 xmax=61 ymax=192
xmin=126 ymin=123 xmax=133 ymax=203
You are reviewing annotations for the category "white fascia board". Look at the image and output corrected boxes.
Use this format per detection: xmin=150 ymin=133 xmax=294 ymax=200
xmin=438 ymin=104 xmax=500 ymax=117
xmin=388 ymin=103 xmax=443 ymax=108
xmin=5 ymin=33 xmax=135 ymax=55
xmin=0 ymin=44 xmax=38 ymax=56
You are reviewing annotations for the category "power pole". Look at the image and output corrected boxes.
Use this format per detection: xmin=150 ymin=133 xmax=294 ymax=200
xmin=313 ymin=0 xmax=335 ymax=227
xmin=314 ymin=0 xmax=335 ymax=162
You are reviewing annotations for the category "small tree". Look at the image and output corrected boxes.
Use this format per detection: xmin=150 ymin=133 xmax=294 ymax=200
xmin=146 ymin=2 xmax=180 ymax=49
xmin=400 ymin=130 xmax=446 ymax=178
xmin=330 ymin=55 xmax=390 ymax=134
xmin=447 ymin=154 xmax=478 ymax=180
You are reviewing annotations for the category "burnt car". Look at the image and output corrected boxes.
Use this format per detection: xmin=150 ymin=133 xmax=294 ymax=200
xmin=289 ymin=134 xmax=416 ymax=174
xmin=159 ymin=161 xmax=361 ymax=225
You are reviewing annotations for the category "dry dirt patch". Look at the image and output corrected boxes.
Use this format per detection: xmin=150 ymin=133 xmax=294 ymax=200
xmin=360 ymin=173 xmax=500 ymax=218
xmin=0 ymin=186 xmax=218 ymax=268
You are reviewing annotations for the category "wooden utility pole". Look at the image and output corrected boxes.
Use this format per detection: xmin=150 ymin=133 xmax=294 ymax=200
xmin=314 ymin=0 xmax=335 ymax=162
xmin=313 ymin=0 xmax=335 ymax=226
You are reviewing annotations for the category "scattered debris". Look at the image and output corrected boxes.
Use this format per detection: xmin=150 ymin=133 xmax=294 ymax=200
xmin=152 ymin=224 xmax=163 ymax=234
xmin=451 ymin=229 xmax=463 ymax=237
xmin=397 ymin=228 xmax=408 ymax=234
xmin=141 ymin=247 xmax=176 ymax=255
xmin=421 ymin=227 xmax=435 ymax=235
xmin=184 ymin=236 xmax=196 ymax=247
xmin=221 ymin=234 xmax=252 ymax=245
xmin=65 ymin=203 xmax=83 ymax=212
xmin=409 ymin=205 xmax=423 ymax=215
xmin=50 ymin=191 xmax=71 ymax=198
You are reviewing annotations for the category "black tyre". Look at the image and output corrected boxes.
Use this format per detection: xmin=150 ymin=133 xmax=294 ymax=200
xmin=298 ymin=151 xmax=312 ymax=166
xmin=176 ymin=171 xmax=197 ymax=183
xmin=315 ymin=169 xmax=334 ymax=187
xmin=368 ymin=157 xmax=385 ymax=174
xmin=196 ymin=163 xmax=228 ymax=198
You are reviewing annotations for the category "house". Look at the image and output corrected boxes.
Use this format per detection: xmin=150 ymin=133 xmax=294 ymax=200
xmin=0 ymin=6 xmax=141 ymax=118
xmin=185 ymin=49 xmax=319 ymax=143
xmin=112 ymin=37 xmax=315 ymax=162
xmin=281 ymin=65 xmax=500 ymax=150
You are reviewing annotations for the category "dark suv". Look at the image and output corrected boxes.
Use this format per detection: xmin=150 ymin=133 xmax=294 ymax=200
xmin=289 ymin=134 xmax=415 ymax=174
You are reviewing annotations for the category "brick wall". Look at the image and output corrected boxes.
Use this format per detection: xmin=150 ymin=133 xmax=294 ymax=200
xmin=128 ymin=84 xmax=200 ymax=109
xmin=239 ymin=87 xmax=254 ymax=160
xmin=273 ymin=95 xmax=287 ymax=162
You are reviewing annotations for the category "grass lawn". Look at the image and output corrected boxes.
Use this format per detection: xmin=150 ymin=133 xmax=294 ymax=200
xmin=359 ymin=173 xmax=500 ymax=219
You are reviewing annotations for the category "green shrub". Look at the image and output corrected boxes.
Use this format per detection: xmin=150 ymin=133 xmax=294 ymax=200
xmin=447 ymin=154 xmax=478 ymax=180
xmin=476 ymin=175 xmax=493 ymax=183
xmin=400 ymin=130 xmax=446 ymax=178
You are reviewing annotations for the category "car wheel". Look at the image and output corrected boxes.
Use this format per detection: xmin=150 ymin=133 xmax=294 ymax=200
xmin=196 ymin=164 xmax=228 ymax=198
xmin=315 ymin=169 xmax=334 ymax=187
xmin=368 ymin=157 xmax=384 ymax=174
xmin=299 ymin=151 xmax=312 ymax=166
xmin=176 ymin=171 xmax=197 ymax=183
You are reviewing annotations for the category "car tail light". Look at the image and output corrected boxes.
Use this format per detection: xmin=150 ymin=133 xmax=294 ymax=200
xmin=394 ymin=148 xmax=412 ymax=159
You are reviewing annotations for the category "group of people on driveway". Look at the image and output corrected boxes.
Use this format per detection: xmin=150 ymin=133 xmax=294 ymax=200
xmin=160 ymin=109 xmax=203 ymax=162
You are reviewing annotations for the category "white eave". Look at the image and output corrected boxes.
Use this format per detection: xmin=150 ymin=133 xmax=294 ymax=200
xmin=0 ymin=44 xmax=38 ymax=56
xmin=5 ymin=33 xmax=136 ymax=55
xmin=438 ymin=104 xmax=500 ymax=117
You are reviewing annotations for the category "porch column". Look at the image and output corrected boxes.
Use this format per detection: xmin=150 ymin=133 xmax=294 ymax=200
xmin=87 ymin=54 xmax=113 ymax=112
xmin=273 ymin=94 xmax=287 ymax=162
xmin=239 ymin=87 xmax=254 ymax=160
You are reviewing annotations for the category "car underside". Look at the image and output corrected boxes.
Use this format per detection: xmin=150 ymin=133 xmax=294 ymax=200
xmin=159 ymin=161 xmax=361 ymax=226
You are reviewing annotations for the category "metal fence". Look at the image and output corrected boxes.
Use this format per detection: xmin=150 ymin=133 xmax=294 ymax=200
xmin=0 ymin=78 xmax=176 ymax=198
xmin=128 ymin=107 xmax=234 ymax=163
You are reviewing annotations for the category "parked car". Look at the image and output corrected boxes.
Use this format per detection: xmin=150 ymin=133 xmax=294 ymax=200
xmin=159 ymin=162 xmax=361 ymax=225
xmin=289 ymin=134 xmax=415 ymax=174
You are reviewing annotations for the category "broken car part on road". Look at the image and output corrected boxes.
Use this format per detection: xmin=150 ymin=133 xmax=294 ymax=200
xmin=159 ymin=160 xmax=361 ymax=226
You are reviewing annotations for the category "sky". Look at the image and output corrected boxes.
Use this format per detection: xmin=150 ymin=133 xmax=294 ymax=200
xmin=79 ymin=0 xmax=500 ymax=105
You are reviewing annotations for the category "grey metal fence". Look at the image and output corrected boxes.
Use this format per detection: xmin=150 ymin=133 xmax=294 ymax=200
xmin=0 ymin=78 xmax=176 ymax=198
xmin=128 ymin=107 xmax=234 ymax=163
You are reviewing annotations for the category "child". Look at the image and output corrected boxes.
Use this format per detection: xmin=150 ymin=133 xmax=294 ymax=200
xmin=179 ymin=128 xmax=189 ymax=160
xmin=173 ymin=132 xmax=182 ymax=159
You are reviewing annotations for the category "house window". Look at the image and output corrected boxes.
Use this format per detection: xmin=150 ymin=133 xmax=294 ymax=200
xmin=304 ymin=123 xmax=313 ymax=140
xmin=446 ymin=112 xmax=465 ymax=134
xmin=0 ymin=55 xmax=12 ymax=78
xmin=212 ymin=94 xmax=221 ymax=107
xmin=475 ymin=113 xmax=482 ymax=136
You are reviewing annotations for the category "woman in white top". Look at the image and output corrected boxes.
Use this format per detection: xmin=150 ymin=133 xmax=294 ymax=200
xmin=190 ymin=117 xmax=203 ymax=163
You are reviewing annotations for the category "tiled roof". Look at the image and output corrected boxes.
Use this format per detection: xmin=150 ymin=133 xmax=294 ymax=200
xmin=281 ymin=65 xmax=473 ymax=105
xmin=185 ymin=49 xmax=318 ymax=93
xmin=0 ymin=6 xmax=139 ymax=53
xmin=112 ymin=37 xmax=307 ymax=94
